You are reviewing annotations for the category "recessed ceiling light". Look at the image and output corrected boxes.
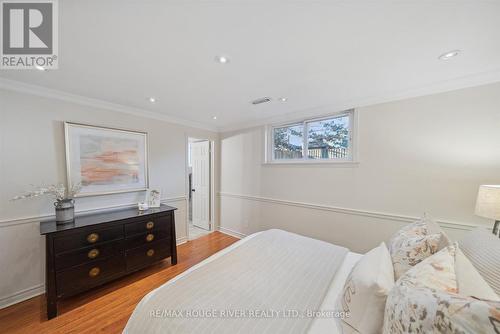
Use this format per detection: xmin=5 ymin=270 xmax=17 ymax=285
xmin=212 ymin=116 xmax=217 ymax=120
xmin=35 ymin=65 xmax=46 ymax=71
xmin=215 ymin=55 xmax=229 ymax=64
xmin=438 ymin=50 xmax=461 ymax=60
xmin=149 ymin=97 xmax=156 ymax=103
xmin=279 ymin=97 xmax=288 ymax=102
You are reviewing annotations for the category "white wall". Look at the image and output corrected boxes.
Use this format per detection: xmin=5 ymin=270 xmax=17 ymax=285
xmin=220 ymin=82 xmax=500 ymax=252
xmin=0 ymin=88 xmax=219 ymax=308
xmin=2 ymin=81 xmax=500 ymax=310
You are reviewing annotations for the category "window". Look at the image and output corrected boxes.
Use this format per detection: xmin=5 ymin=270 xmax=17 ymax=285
xmin=273 ymin=124 xmax=304 ymax=160
xmin=269 ymin=110 xmax=354 ymax=163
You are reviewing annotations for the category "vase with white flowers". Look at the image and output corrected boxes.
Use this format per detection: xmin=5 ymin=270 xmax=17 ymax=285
xmin=12 ymin=183 xmax=82 ymax=224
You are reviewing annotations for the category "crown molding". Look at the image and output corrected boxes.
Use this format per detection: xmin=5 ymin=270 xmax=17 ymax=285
xmin=0 ymin=78 xmax=218 ymax=132
xmin=219 ymin=69 xmax=500 ymax=133
xmin=2 ymin=68 xmax=500 ymax=134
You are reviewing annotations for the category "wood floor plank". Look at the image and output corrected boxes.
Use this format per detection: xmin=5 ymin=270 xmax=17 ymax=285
xmin=0 ymin=232 xmax=238 ymax=334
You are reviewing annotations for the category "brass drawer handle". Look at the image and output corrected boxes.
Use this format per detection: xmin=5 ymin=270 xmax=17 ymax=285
xmin=88 ymin=248 xmax=100 ymax=259
xmin=87 ymin=233 xmax=99 ymax=243
xmin=146 ymin=221 xmax=154 ymax=230
xmin=146 ymin=234 xmax=154 ymax=242
xmin=147 ymin=249 xmax=155 ymax=257
xmin=89 ymin=267 xmax=100 ymax=277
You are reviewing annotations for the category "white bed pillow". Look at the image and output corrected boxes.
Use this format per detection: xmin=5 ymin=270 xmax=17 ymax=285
xmin=338 ymin=242 xmax=394 ymax=334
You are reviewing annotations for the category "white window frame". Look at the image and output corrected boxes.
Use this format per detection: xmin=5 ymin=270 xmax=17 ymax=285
xmin=264 ymin=109 xmax=358 ymax=165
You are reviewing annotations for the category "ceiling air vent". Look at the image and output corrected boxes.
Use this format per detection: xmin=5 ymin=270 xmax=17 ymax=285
xmin=251 ymin=97 xmax=272 ymax=105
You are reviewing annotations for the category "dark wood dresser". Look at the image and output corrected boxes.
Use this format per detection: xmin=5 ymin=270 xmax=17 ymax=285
xmin=40 ymin=204 xmax=177 ymax=319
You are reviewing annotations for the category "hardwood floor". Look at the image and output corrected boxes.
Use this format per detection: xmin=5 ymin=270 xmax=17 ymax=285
xmin=0 ymin=231 xmax=238 ymax=334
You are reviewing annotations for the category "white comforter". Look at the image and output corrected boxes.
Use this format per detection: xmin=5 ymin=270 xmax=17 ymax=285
xmin=125 ymin=229 xmax=351 ymax=334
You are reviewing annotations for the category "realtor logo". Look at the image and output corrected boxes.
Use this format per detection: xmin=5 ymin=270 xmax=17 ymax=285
xmin=1 ymin=0 xmax=58 ymax=69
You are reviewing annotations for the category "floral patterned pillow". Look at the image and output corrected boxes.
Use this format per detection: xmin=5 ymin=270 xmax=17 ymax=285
xmin=389 ymin=218 xmax=448 ymax=280
xmin=397 ymin=242 xmax=458 ymax=292
xmin=384 ymin=283 xmax=500 ymax=333
xmin=383 ymin=244 xmax=500 ymax=333
xmin=394 ymin=218 xmax=428 ymax=237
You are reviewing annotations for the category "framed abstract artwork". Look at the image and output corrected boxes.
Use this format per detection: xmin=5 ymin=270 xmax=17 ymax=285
xmin=64 ymin=122 xmax=149 ymax=197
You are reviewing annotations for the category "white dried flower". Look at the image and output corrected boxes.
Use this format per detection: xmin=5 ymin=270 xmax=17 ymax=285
xmin=11 ymin=183 xmax=81 ymax=201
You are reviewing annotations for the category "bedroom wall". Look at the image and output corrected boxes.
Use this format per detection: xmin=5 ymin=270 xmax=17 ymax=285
xmin=0 ymin=88 xmax=219 ymax=308
xmin=220 ymin=82 xmax=500 ymax=252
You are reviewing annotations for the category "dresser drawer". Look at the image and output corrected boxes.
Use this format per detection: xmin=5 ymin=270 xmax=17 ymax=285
xmin=124 ymin=214 xmax=171 ymax=237
xmin=125 ymin=229 xmax=171 ymax=249
xmin=56 ymin=254 xmax=126 ymax=297
xmin=54 ymin=225 xmax=124 ymax=254
xmin=126 ymin=240 xmax=172 ymax=272
xmin=55 ymin=240 xmax=124 ymax=271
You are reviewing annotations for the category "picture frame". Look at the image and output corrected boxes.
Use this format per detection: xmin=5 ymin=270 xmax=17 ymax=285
xmin=64 ymin=122 xmax=149 ymax=197
xmin=146 ymin=189 xmax=161 ymax=208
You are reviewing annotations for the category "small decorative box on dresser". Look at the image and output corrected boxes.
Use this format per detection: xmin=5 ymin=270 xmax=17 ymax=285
xmin=40 ymin=204 xmax=177 ymax=319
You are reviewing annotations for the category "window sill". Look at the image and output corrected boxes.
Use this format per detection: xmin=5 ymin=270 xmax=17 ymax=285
xmin=262 ymin=160 xmax=360 ymax=167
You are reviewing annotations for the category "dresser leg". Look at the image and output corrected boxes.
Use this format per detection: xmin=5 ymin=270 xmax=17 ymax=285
xmin=47 ymin=299 xmax=57 ymax=319
xmin=45 ymin=234 xmax=58 ymax=319
xmin=170 ymin=212 xmax=178 ymax=265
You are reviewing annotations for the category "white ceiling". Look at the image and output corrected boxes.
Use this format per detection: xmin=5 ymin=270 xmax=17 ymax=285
xmin=2 ymin=0 xmax=500 ymax=132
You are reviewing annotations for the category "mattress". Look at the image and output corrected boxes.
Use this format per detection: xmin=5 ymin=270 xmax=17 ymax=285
xmin=124 ymin=231 xmax=362 ymax=334
xmin=309 ymin=252 xmax=362 ymax=333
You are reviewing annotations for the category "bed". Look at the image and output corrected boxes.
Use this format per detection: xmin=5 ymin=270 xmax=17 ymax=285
xmin=124 ymin=229 xmax=361 ymax=334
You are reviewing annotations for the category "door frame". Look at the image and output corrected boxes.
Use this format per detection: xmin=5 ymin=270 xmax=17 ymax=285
xmin=185 ymin=136 xmax=215 ymax=240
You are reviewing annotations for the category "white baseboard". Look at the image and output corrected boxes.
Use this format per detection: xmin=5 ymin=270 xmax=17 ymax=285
xmin=0 ymin=284 xmax=44 ymax=310
xmin=218 ymin=226 xmax=247 ymax=239
xmin=176 ymin=236 xmax=188 ymax=245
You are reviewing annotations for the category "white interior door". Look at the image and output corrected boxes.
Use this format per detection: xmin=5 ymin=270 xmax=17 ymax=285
xmin=191 ymin=140 xmax=210 ymax=230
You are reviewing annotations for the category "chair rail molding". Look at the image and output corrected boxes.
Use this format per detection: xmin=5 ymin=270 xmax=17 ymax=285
xmin=218 ymin=192 xmax=482 ymax=232
xmin=0 ymin=196 xmax=187 ymax=228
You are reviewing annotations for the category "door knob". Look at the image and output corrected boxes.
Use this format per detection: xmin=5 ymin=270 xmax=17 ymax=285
xmin=192 ymin=189 xmax=196 ymax=192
